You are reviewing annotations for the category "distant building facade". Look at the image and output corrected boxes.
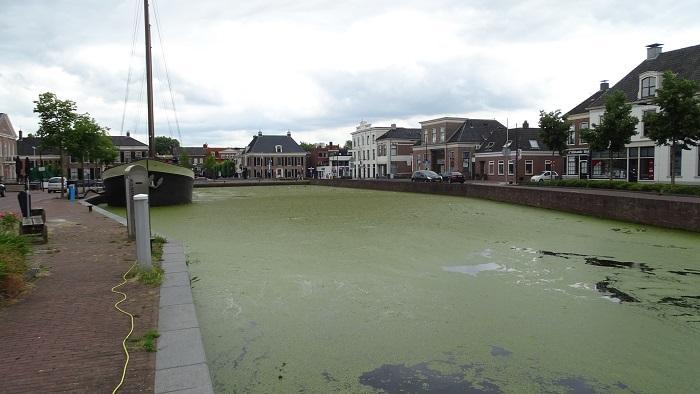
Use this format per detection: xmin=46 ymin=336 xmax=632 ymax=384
xmin=0 ymin=114 xmax=17 ymax=181
xmin=350 ymin=121 xmax=390 ymax=179
xmin=375 ymin=124 xmax=420 ymax=178
xmin=243 ymin=131 xmax=307 ymax=178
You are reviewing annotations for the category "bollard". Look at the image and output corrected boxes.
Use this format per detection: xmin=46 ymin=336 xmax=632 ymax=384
xmin=133 ymin=193 xmax=152 ymax=269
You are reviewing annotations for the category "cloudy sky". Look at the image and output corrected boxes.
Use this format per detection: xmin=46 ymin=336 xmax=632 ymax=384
xmin=1 ymin=0 xmax=699 ymax=148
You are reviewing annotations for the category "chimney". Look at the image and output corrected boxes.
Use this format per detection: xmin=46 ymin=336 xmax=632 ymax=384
xmin=522 ymin=120 xmax=529 ymax=129
xmin=600 ymin=80 xmax=609 ymax=91
xmin=286 ymin=130 xmax=291 ymax=137
xmin=18 ymin=129 xmax=22 ymax=139
xmin=646 ymin=43 xmax=662 ymax=60
xmin=258 ymin=130 xmax=262 ymax=136
xmin=391 ymin=123 xmax=396 ymax=129
xmin=329 ymin=141 xmax=333 ymax=146
xmin=126 ymin=131 xmax=130 ymax=137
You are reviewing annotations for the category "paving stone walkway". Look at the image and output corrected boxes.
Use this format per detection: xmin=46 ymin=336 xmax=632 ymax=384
xmin=0 ymin=196 xmax=158 ymax=393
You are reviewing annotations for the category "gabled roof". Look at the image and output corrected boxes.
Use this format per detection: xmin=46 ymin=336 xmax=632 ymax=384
xmin=245 ymin=135 xmax=306 ymax=154
xmin=448 ymin=119 xmax=506 ymax=144
xmin=476 ymin=128 xmax=554 ymax=154
xmin=178 ymin=146 xmax=206 ymax=156
xmin=0 ymin=113 xmax=17 ymax=139
xmin=588 ymin=44 xmax=700 ymax=108
xmin=110 ymin=135 xmax=148 ymax=147
xmin=376 ymin=127 xmax=421 ymax=141
xmin=566 ymin=88 xmax=608 ymax=116
xmin=17 ymin=136 xmax=61 ymax=156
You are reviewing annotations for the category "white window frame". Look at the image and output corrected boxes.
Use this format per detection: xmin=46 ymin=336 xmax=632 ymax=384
xmin=508 ymin=160 xmax=514 ymax=175
xmin=488 ymin=161 xmax=495 ymax=175
xmin=275 ymin=145 xmax=282 ymax=153
xmin=498 ymin=160 xmax=505 ymax=175
xmin=525 ymin=160 xmax=534 ymax=175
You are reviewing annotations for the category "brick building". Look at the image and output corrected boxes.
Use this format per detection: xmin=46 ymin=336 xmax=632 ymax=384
xmin=308 ymin=142 xmax=340 ymax=177
xmin=474 ymin=122 xmax=564 ymax=182
xmin=413 ymin=117 xmax=506 ymax=178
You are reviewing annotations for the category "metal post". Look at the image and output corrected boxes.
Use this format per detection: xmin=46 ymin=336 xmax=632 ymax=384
xmin=133 ymin=193 xmax=152 ymax=269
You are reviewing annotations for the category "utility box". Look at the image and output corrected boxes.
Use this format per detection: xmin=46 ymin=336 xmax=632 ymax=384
xmin=124 ymin=165 xmax=149 ymax=239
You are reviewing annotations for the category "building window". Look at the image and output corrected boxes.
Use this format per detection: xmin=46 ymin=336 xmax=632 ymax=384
xmin=440 ymin=127 xmax=445 ymax=142
xmin=525 ymin=160 xmax=534 ymax=175
xmin=431 ymin=128 xmax=436 ymax=143
xmin=567 ymin=156 xmax=578 ymax=175
xmin=423 ymin=130 xmax=428 ymax=144
xmin=488 ymin=161 xmax=495 ymax=175
xmin=372 ymin=149 xmax=375 ymax=160
xmin=508 ymin=160 xmax=514 ymax=175
xmin=641 ymin=76 xmax=656 ymax=98
xmin=580 ymin=122 xmax=589 ymax=130
xmin=498 ymin=160 xmax=504 ymax=175
xmin=568 ymin=125 xmax=575 ymax=145
xmin=671 ymin=145 xmax=682 ymax=177
xmin=545 ymin=160 xmax=552 ymax=171
xmin=641 ymin=109 xmax=655 ymax=137
xmin=390 ymin=144 xmax=397 ymax=156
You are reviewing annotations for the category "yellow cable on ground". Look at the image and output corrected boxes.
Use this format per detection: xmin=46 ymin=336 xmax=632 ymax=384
xmin=111 ymin=263 xmax=137 ymax=394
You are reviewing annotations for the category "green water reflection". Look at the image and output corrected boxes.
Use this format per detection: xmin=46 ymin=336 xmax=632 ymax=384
xmin=142 ymin=186 xmax=700 ymax=392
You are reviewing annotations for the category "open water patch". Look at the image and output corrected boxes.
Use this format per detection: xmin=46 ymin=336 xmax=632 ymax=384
xmin=443 ymin=263 xmax=503 ymax=276
xmin=359 ymin=362 xmax=501 ymax=393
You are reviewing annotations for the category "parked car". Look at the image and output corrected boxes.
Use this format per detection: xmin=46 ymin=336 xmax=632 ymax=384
xmin=441 ymin=171 xmax=465 ymax=183
xmin=47 ymin=177 xmax=67 ymax=193
xmin=411 ymin=170 xmax=442 ymax=182
xmin=0 ymin=182 xmax=4 ymax=197
xmin=530 ymin=171 xmax=559 ymax=183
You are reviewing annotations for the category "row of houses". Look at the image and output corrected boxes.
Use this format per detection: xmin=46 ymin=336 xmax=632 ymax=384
xmin=349 ymin=43 xmax=700 ymax=184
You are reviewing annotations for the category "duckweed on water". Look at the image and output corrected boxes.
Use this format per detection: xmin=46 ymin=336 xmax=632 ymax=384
xmin=113 ymin=186 xmax=700 ymax=392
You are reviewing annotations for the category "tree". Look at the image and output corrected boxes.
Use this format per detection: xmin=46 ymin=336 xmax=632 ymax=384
xmin=204 ymin=154 xmax=217 ymax=178
xmin=67 ymin=114 xmax=117 ymax=191
xmin=155 ymin=136 xmax=180 ymax=156
xmin=581 ymin=90 xmax=638 ymax=181
xmin=178 ymin=149 xmax=190 ymax=169
xmin=34 ymin=92 xmax=77 ymax=198
xmin=344 ymin=140 xmax=352 ymax=150
xmin=538 ymin=110 xmax=570 ymax=180
xmin=299 ymin=142 xmax=315 ymax=152
xmin=644 ymin=71 xmax=700 ymax=184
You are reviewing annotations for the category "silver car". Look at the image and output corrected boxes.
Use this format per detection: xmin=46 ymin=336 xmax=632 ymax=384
xmin=47 ymin=177 xmax=67 ymax=193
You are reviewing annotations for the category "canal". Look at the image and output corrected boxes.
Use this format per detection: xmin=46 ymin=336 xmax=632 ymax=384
xmin=140 ymin=185 xmax=699 ymax=392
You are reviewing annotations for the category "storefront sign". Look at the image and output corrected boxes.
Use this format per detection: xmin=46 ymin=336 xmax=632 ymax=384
xmin=567 ymin=149 xmax=589 ymax=155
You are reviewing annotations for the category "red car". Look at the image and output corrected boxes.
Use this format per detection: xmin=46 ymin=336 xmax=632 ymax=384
xmin=441 ymin=171 xmax=465 ymax=183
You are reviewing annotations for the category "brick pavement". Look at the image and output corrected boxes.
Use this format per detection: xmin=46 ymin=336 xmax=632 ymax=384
xmin=0 ymin=195 xmax=158 ymax=393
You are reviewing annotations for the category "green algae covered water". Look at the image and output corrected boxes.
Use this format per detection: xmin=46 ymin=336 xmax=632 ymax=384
xmin=139 ymin=186 xmax=699 ymax=393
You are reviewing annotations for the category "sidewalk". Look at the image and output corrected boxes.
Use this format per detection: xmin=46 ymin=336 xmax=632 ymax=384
xmin=0 ymin=195 xmax=158 ymax=392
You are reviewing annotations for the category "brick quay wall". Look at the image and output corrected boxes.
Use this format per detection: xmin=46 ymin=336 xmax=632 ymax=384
xmin=309 ymin=179 xmax=700 ymax=233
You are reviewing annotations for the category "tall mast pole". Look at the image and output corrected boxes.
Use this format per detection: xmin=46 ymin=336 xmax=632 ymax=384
xmin=144 ymin=0 xmax=156 ymax=158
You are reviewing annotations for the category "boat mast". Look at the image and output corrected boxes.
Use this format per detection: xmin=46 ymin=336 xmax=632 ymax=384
xmin=144 ymin=0 xmax=156 ymax=158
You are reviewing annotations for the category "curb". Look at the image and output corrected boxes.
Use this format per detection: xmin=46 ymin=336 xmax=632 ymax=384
xmin=82 ymin=201 xmax=214 ymax=393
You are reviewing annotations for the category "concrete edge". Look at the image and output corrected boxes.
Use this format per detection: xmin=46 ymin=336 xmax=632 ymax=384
xmin=83 ymin=200 xmax=214 ymax=393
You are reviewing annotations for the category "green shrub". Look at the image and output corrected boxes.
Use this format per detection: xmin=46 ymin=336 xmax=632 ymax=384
xmin=0 ymin=212 xmax=20 ymax=234
xmin=527 ymin=179 xmax=700 ymax=196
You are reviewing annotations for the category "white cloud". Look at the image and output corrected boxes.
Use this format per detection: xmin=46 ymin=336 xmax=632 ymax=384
xmin=1 ymin=0 xmax=699 ymax=148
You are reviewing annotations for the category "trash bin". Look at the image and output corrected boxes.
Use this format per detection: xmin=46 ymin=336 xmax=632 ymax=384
xmin=18 ymin=190 xmax=31 ymax=218
xmin=68 ymin=184 xmax=76 ymax=201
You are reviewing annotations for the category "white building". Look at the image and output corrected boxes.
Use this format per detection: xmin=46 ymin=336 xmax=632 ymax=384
xmin=350 ymin=121 xmax=389 ymax=179
xmin=577 ymin=43 xmax=700 ymax=184
xmin=0 ymin=113 xmax=17 ymax=181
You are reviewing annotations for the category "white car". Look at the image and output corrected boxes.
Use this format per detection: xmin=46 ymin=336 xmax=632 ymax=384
xmin=530 ymin=171 xmax=558 ymax=183
xmin=47 ymin=177 xmax=67 ymax=193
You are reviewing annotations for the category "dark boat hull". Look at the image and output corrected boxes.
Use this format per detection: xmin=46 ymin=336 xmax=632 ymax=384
xmin=102 ymin=159 xmax=194 ymax=207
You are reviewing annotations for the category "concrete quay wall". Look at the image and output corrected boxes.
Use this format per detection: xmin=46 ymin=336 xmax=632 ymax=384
xmin=310 ymin=179 xmax=700 ymax=233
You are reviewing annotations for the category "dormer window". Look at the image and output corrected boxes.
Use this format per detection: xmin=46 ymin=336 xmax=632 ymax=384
xmin=275 ymin=145 xmax=282 ymax=153
xmin=641 ymin=76 xmax=656 ymax=98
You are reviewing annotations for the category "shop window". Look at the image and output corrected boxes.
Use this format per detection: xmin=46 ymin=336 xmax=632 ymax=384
xmin=488 ymin=161 xmax=495 ymax=175
xmin=525 ymin=160 xmax=533 ymax=175
xmin=567 ymin=156 xmax=578 ymax=175
xmin=498 ymin=160 xmax=504 ymax=175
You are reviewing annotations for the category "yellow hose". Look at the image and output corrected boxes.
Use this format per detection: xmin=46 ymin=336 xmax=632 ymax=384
xmin=111 ymin=263 xmax=137 ymax=394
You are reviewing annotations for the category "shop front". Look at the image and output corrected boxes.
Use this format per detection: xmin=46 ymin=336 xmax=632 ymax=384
xmin=627 ymin=146 xmax=655 ymax=182
xmin=565 ymin=149 xmax=589 ymax=179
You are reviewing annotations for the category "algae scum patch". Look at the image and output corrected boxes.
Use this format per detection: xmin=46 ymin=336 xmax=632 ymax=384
xmin=145 ymin=186 xmax=700 ymax=393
